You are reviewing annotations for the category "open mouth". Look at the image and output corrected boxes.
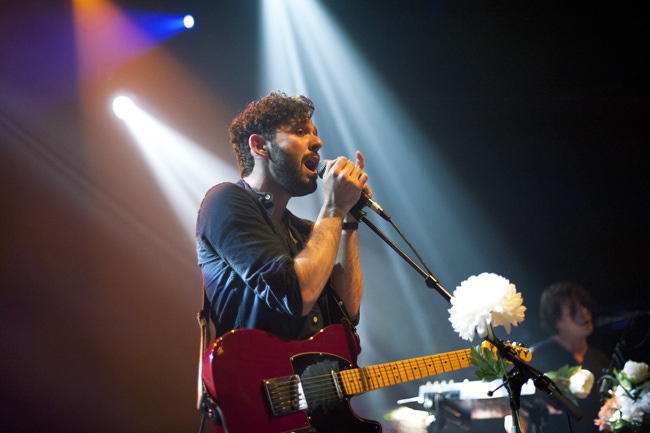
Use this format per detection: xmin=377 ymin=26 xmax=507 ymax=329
xmin=303 ymin=155 xmax=320 ymax=175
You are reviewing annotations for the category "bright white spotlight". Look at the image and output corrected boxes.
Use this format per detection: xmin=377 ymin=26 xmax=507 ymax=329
xmin=114 ymin=95 xmax=238 ymax=240
xmin=183 ymin=14 xmax=195 ymax=29
xmin=112 ymin=96 xmax=137 ymax=120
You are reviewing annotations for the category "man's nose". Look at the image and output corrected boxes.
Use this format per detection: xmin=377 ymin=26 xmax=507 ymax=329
xmin=309 ymin=136 xmax=322 ymax=151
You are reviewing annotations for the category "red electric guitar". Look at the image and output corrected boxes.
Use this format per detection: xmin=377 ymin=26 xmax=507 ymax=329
xmin=201 ymin=322 xmax=530 ymax=433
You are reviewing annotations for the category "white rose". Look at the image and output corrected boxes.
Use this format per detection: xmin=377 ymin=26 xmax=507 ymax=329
xmin=569 ymin=368 xmax=595 ymax=398
xmin=622 ymin=360 xmax=649 ymax=384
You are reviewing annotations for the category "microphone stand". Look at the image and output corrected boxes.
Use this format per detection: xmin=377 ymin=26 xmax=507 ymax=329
xmin=488 ymin=337 xmax=583 ymax=432
xmin=598 ymin=320 xmax=630 ymax=399
xmin=353 ymin=208 xmax=582 ymax=432
xmin=353 ymin=210 xmax=452 ymax=302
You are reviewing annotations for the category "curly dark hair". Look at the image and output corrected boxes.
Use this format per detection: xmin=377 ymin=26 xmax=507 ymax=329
xmin=539 ymin=281 xmax=596 ymax=335
xmin=229 ymin=91 xmax=315 ymax=177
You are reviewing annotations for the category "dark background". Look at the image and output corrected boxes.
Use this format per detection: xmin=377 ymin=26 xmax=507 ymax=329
xmin=1 ymin=1 xmax=648 ymax=432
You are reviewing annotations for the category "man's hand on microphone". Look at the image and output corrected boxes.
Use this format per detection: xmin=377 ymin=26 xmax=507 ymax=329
xmin=353 ymin=150 xmax=373 ymax=201
xmin=320 ymin=152 xmax=369 ymax=217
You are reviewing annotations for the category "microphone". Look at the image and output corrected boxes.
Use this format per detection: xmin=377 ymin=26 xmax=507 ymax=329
xmin=317 ymin=159 xmax=391 ymax=221
xmin=595 ymin=310 xmax=650 ymax=327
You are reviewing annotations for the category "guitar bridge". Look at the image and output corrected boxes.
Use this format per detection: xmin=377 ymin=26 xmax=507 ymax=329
xmin=263 ymin=374 xmax=308 ymax=417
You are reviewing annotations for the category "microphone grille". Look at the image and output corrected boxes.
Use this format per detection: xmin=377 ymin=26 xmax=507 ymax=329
xmin=316 ymin=160 xmax=330 ymax=178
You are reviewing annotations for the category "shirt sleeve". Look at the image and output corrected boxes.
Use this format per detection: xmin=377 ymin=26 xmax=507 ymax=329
xmin=196 ymin=183 xmax=304 ymax=317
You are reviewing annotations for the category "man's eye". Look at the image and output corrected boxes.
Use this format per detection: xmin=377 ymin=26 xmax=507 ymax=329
xmin=295 ymin=129 xmax=305 ymax=136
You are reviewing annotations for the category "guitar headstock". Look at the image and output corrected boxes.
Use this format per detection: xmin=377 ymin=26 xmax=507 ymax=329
xmin=480 ymin=340 xmax=532 ymax=363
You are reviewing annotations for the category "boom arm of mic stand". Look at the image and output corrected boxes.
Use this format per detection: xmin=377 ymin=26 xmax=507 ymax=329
xmin=355 ymin=213 xmax=452 ymax=302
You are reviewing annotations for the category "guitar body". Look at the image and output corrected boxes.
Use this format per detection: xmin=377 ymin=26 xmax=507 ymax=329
xmin=202 ymin=324 xmax=382 ymax=433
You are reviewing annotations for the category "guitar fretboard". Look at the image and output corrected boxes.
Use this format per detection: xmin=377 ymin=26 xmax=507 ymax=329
xmin=339 ymin=348 xmax=472 ymax=395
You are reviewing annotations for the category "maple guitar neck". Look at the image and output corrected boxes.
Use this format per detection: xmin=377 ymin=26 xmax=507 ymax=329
xmin=340 ymin=348 xmax=472 ymax=395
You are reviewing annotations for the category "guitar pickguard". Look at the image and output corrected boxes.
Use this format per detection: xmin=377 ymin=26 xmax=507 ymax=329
xmin=291 ymin=353 xmax=351 ymax=411
xmin=290 ymin=353 xmax=380 ymax=433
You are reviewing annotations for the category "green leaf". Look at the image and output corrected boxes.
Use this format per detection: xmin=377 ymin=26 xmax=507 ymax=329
xmin=469 ymin=345 xmax=508 ymax=382
xmin=544 ymin=364 xmax=578 ymax=406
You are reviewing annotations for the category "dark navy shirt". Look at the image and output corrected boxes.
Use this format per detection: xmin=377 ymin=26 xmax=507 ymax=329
xmin=527 ymin=337 xmax=610 ymax=433
xmin=196 ymin=180 xmax=352 ymax=340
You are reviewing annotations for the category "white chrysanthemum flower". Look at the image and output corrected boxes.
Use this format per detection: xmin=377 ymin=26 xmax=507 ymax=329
xmin=448 ymin=272 xmax=526 ymax=341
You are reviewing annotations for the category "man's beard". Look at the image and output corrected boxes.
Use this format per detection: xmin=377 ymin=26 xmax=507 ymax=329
xmin=268 ymin=144 xmax=317 ymax=197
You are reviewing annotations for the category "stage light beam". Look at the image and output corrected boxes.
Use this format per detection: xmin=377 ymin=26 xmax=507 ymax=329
xmin=259 ymin=0 xmax=531 ymax=425
xmin=111 ymin=94 xmax=238 ymax=240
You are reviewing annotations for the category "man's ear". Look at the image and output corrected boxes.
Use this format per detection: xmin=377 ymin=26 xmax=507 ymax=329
xmin=249 ymin=134 xmax=269 ymax=157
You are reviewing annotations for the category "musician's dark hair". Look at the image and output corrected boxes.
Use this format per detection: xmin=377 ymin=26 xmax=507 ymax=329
xmin=539 ymin=281 xmax=596 ymax=335
xmin=229 ymin=91 xmax=315 ymax=177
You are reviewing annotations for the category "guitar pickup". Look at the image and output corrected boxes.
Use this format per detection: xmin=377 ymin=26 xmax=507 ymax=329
xmin=263 ymin=375 xmax=308 ymax=417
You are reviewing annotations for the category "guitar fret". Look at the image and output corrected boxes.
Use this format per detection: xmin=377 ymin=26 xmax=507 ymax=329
xmin=339 ymin=348 xmax=473 ymax=395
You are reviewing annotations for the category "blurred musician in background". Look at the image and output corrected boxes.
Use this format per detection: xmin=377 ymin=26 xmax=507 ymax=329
xmin=528 ymin=281 xmax=610 ymax=433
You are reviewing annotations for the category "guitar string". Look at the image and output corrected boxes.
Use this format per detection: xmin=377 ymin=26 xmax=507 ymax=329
xmin=266 ymin=345 xmax=529 ymax=407
xmin=269 ymin=352 xmax=472 ymax=405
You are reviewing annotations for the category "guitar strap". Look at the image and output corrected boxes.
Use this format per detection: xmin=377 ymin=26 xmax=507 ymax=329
xmin=197 ymin=288 xmax=227 ymax=432
xmin=197 ymin=289 xmax=210 ymax=409
xmin=323 ymin=288 xmax=362 ymax=351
